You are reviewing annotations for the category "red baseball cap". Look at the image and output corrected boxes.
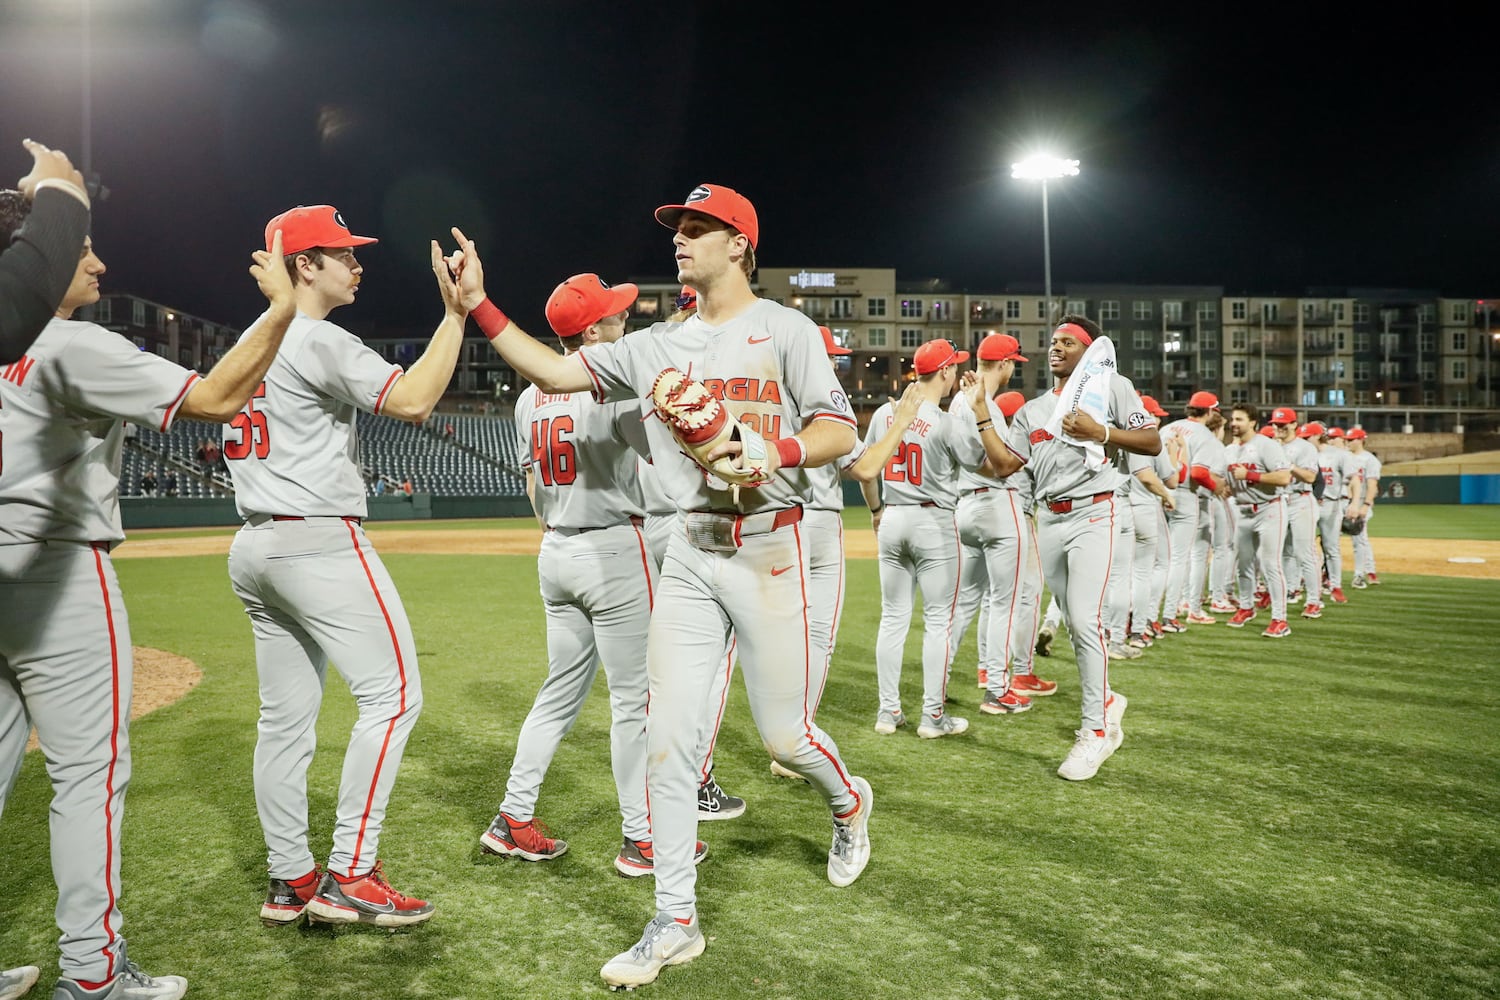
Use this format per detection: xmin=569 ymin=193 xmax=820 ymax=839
xmin=1298 ymin=421 xmax=1326 ymax=439
xmin=1259 ymin=425 xmax=1277 ymax=438
xmin=819 ymin=325 xmax=851 ymax=356
xmin=996 ymin=390 xmax=1026 ymax=418
xmin=1187 ymin=390 xmax=1220 ymax=409
xmin=976 ymin=333 xmax=1028 ymax=362
xmin=913 ymin=339 xmax=970 ymax=375
xmin=1347 ymin=427 xmax=1368 ymax=440
xmin=544 ymin=273 xmax=639 ymax=337
xmin=655 ymin=183 xmax=759 ymax=249
xmin=265 ymin=205 xmax=378 ymax=256
xmin=1138 ymin=393 xmax=1169 ymax=418
xmin=1270 ymin=406 xmax=1297 ymax=425
xmin=1327 ymin=427 xmax=1345 ymax=439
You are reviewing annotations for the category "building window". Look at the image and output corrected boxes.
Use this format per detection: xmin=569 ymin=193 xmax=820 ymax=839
xmin=1262 ymin=302 xmax=1280 ymax=321
xmin=1424 ymin=389 xmax=1438 ymax=405
xmin=1202 ymin=360 xmax=1218 ymax=380
xmin=1355 ymin=332 xmax=1370 ymax=353
xmin=1231 ymin=301 xmax=1247 ymax=320
xmin=932 ymin=300 xmax=952 ymax=320
xmin=1453 ymin=391 xmax=1469 ymax=407
xmin=132 ymin=300 xmax=146 ymax=326
xmin=1230 ymin=388 xmax=1249 ymax=404
xmin=1231 ymin=359 xmax=1247 ymax=380
xmin=1419 ymin=304 xmax=1436 ymax=323
xmin=1163 ymin=301 xmax=1183 ymax=322
xmin=1452 ymin=330 xmax=1468 ymax=352
xmin=830 ymin=298 xmax=854 ymax=319
xmin=1353 ymin=303 xmax=1370 ymax=323
xmin=1197 ymin=301 xmax=1217 ymax=320
xmin=1336 ymin=330 xmax=1347 ymax=351
xmin=1419 ymin=331 xmax=1436 ymax=354
xmin=1451 ymin=301 xmax=1470 ymax=323
xmin=1379 ymin=361 xmax=1399 ymax=378
xmin=1201 ymin=329 xmax=1220 ymax=350
xmin=1327 ymin=389 xmax=1345 ymax=405
xmin=900 ymin=299 xmax=922 ymax=319
xmin=1133 ymin=359 xmax=1154 ymax=380
xmin=1354 ymin=360 xmax=1370 ymax=382
xmin=1066 ymin=299 xmax=1086 ymax=316
xmin=1132 ymin=301 xmax=1153 ymax=320
xmin=1099 ymin=300 xmax=1119 ymax=320
xmin=1333 ymin=360 xmax=1346 ymax=378
xmin=1303 ymin=302 xmax=1317 ymax=320
xmin=1301 ymin=390 xmax=1317 ymax=407
xmin=1132 ymin=330 xmax=1154 ymax=351
xmin=1037 ymin=300 xmax=1049 ymax=320
xmin=1037 ymin=331 xmax=1049 ymax=351
xmin=867 ymin=298 xmax=887 ymax=317
xmin=1331 ymin=302 xmax=1345 ymax=321
xmin=1005 ymin=300 xmax=1021 ymax=320
xmin=1231 ymin=330 xmax=1247 ymax=351
xmin=899 ymin=328 xmax=923 ymax=349
xmin=867 ymin=327 xmax=887 ymax=347
xmin=1451 ymin=359 xmax=1468 ymax=381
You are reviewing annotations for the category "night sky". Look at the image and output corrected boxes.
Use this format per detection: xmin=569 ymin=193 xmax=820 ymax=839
xmin=0 ymin=2 xmax=1489 ymax=337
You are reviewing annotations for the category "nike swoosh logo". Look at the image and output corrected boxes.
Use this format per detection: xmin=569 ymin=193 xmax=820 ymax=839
xmin=1088 ymin=516 xmax=1106 ymax=523
xmin=355 ymin=899 xmax=397 ymax=913
xmin=771 ymin=565 xmax=793 ymax=576
xmin=748 ymin=334 xmax=772 ymax=344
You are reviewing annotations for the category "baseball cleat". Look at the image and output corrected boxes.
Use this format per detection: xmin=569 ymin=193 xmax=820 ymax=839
xmin=1330 ymin=587 xmax=1348 ymax=604
xmin=1262 ymin=619 xmax=1291 ymax=638
xmin=917 ymin=712 xmax=969 ymax=739
xmin=601 ymin=912 xmax=706 ymax=990
xmin=976 ymin=667 xmax=988 ymax=688
xmin=980 ymin=689 xmax=1032 ymax=715
xmin=1187 ymin=610 xmax=1217 ymax=625
xmin=614 ymin=837 xmax=707 ymax=878
xmin=1057 ymin=728 xmax=1116 ymax=781
xmin=1107 ymin=642 xmax=1142 ymax=661
xmin=1012 ymin=672 xmax=1058 ymax=696
xmin=1035 ymin=626 xmax=1055 ymax=657
xmin=1149 ymin=621 xmax=1166 ymax=638
xmin=1209 ymin=599 xmax=1237 ymax=614
xmin=1351 ymin=574 xmax=1368 ymax=589
xmin=260 ymin=866 xmax=321 ymax=926
xmin=769 ymin=758 xmax=808 ymax=781
xmin=1226 ymin=608 xmax=1256 ymax=628
xmin=1126 ymin=632 xmax=1153 ymax=649
xmin=696 ymin=773 xmax=746 ymax=821
xmin=873 ymin=709 xmax=906 ymax=735
xmin=0 ymin=966 xmax=39 ymax=1000
xmin=304 ymin=861 xmax=434 ymax=927
xmin=1106 ymin=692 xmax=1127 ymax=752
xmin=480 ymin=812 xmax=568 ymax=861
xmin=1160 ymin=618 xmax=1187 ymax=633
xmin=827 ymin=776 xmax=874 ymax=887
xmin=1254 ymin=590 xmax=1271 ymax=609
xmin=1301 ymin=603 xmax=1324 ymax=619
xmin=1367 ymin=572 xmax=1381 ymax=585
xmin=52 ymin=960 xmax=186 ymax=1000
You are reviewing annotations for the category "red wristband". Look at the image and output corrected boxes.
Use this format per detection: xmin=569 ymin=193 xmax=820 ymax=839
xmin=1248 ymin=469 xmax=1261 ymax=484
xmin=774 ymin=436 xmax=806 ymax=469
xmin=472 ymin=298 xmax=510 ymax=341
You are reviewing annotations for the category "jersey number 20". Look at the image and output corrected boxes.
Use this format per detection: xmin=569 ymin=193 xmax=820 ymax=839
xmin=531 ymin=416 xmax=576 ymax=486
xmin=224 ymin=383 xmax=271 ymax=460
xmin=884 ymin=441 xmax=924 ymax=486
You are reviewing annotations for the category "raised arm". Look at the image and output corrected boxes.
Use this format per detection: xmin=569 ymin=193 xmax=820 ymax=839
xmin=963 ymin=374 xmax=1024 ymax=476
xmin=377 ymin=238 xmax=468 ymax=422
xmin=0 ymin=140 xmax=91 ymax=362
xmin=845 ymin=384 xmax=921 ymax=483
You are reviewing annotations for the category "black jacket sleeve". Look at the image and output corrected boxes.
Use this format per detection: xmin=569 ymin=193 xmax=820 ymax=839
xmin=0 ymin=186 xmax=90 ymax=363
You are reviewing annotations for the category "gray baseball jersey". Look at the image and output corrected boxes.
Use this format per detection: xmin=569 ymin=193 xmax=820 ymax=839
xmin=1224 ymin=435 xmax=1289 ymax=506
xmin=1317 ymin=445 xmax=1353 ymax=501
xmin=223 ymin=310 xmax=404 ymax=519
xmin=948 ymin=394 xmax=1015 ymax=495
xmin=513 ymin=385 xmax=646 ymax=528
xmin=866 ymin=398 xmax=979 ymax=509
xmin=1282 ymin=437 xmax=1319 ymax=496
xmin=0 ymin=320 xmax=197 ymax=544
xmin=0 ymin=318 xmax=198 ymax=984
xmin=1006 ymin=381 xmax=1152 ymax=503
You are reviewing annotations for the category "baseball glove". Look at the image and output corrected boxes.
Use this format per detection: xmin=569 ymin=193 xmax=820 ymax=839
xmin=1341 ymin=514 xmax=1366 ymax=535
xmin=651 ymin=368 xmax=771 ymax=493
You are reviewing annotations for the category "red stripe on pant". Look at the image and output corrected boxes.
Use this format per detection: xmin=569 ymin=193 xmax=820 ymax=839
xmin=89 ymin=544 xmax=122 ymax=981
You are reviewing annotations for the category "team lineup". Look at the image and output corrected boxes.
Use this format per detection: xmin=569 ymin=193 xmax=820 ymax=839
xmin=0 ymin=155 xmax=1388 ymax=998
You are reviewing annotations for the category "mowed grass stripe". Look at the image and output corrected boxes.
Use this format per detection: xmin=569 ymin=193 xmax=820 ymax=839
xmin=1 ymin=514 xmax=1496 ymax=998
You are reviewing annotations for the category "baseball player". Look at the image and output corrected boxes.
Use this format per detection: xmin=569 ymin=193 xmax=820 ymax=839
xmin=1001 ymin=316 xmax=1160 ymax=780
xmin=1308 ymin=423 xmax=1353 ymax=603
xmin=1269 ymin=408 xmax=1323 ymax=617
xmin=225 ymin=205 xmax=468 ymax=929
xmin=0 ymin=200 xmax=295 ymax=999
xmin=477 ymin=273 xmax=704 ymax=878
xmin=1 ymin=140 xmax=90 ymax=365
xmin=987 ymin=391 xmax=1058 ymax=696
xmin=1157 ymin=391 xmax=1229 ymax=631
xmin=1222 ymin=405 xmax=1293 ymax=636
xmin=1126 ymin=395 xmax=1178 ymax=648
xmin=862 ymin=340 xmax=990 ymax=739
xmin=448 ymin=183 xmax=872 ymax=990
xmin=945 ymin=334 xmax=1035 ymax=715
xmin=1346 ymin=428 xmax=1381 ymax=586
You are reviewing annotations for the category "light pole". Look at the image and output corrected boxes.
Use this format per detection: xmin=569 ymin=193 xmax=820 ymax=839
xmin=1011 ymin=155 xmax=1079 ymax=327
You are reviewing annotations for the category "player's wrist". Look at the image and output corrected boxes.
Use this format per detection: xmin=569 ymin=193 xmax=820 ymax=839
xmin=1247 ymin=469 xmax=1261 ymax=484
xmin=471 ymin=298 xmax=510 ymax=341
xmin=774 ymin=436 xmax=806 ymax=469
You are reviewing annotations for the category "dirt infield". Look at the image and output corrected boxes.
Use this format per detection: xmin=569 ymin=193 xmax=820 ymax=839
xmin=113 ymin=526 xmax=1500 ymax=580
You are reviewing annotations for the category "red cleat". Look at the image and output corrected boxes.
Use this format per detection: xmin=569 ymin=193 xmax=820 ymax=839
xmin=1226 ymin=608 xmax=1256 ymax=628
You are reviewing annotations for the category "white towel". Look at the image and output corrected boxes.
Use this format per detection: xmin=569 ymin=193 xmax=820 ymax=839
xmin=1044 ymin=335 xmax=1116 ymax=473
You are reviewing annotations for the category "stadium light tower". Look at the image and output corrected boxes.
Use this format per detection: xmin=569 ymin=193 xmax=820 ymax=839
xmin=1011 ymin=155 xmax=1080 ymax=325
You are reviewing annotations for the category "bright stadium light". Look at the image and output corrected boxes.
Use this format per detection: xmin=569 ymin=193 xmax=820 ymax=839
xmin=1011 ymin=155 xmax=1080 ymax=324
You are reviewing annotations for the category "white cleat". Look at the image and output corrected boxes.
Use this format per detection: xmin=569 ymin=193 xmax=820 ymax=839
xmin=1106 ymin=692 xmax=1128 ymax=751
xmin=1 ymin=966 xmax=40 ymax=1000
xmin=600 ymin=913 xmax=706 ymax=990
xmin=769 ymin=758 xmax=808 ymax=782
xmin=917 ymin=713 xmax=969 ymax=739
xmin=827 ymin=776 xmax=874 ymax=887
xmin=1057 ymin=729 xmax=1117 ymax=781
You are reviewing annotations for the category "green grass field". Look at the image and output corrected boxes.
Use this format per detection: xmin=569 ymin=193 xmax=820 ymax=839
xmin=2 ymin=508 xmax=1497 ymax=998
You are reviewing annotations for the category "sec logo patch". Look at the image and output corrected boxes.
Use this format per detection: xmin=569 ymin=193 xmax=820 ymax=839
xmin=1127 ymin=411 xmax=1150 ymax=429
xmin=830 ymin=390 xmax=850 ymax=413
